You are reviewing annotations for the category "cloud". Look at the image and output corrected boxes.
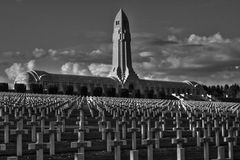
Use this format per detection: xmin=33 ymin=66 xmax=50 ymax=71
xmin=27 ymin=60 xmax=36 ymax=70
xmin=132 ymin=33 xmax=178 ymax=47
xmin=167 ymin=35 xmax=178 ymax=41
xmin=42 ymin=31 xmax=111 ymax=63
xmin=61 ymin=62 xmax=111 ymax=77
xmin=48 ymin=49 xmax=58 ymax=57
xmin=33 ymin=48 xmax=47 ymax=58
xmin=187 ymin=33 xmax=231 ymax=45
xmin=2 ymin=31 xmax=238 ymax=85
xmin=37 ymin=32 xmax=240 ymax=85
xmin=1 ymin=51 xmax=21 ymax=57
xmin=26 ymin=31 xmax=112 ymax=64
xmin=48 ymin=47 xmax=86 ymax=61
xmin=45 ymin=44 xmax=112 ymax=65
xmin=89 ymin=49 xmax=103 ymax=56
xmin=5 ymin=63 xmax=25 ymax=81
xmin=139 ymin=51 xmax=154 ymax=57
xmin=4 ymin=60 xmax=36 ymax=81
xmin=61 ymin=62 xmax=92 ymax=76
xmin=207 ymin=70 xmax=240 ymax=85
xmin=130 ymin=32 xmax=240 ymax=85
xmin=166 ymin=56 xmax=181 ymax=69
xmin=49 ymin=48 xmax=76 ymax=57
xmin=88 ymin=63 xmax=111 ymax=77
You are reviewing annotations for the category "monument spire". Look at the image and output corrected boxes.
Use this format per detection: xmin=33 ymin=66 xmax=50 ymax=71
xmin=109 ymin=9 xmax=138 ymax=86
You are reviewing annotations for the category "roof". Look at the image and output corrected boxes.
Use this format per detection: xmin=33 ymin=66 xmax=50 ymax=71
xmin=114 ymin=9 xmax=129 ymax=29
xmin=140 ymin=79 xmax=197 ymax=88
xmin=26 ymin=70 xmax=116 ymax=84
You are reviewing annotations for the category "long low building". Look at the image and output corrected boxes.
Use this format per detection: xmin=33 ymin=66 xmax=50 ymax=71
xmin=15 ymin=9 xmax=205 ymax=98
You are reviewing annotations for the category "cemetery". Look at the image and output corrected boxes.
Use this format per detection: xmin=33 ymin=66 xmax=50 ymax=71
xmin=0 ymin=5 xmax=240 ymax=160
xmin=0 ymin=92 xmax=240 ymax=160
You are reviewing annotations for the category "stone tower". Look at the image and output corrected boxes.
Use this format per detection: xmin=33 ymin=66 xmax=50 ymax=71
xmin=109 ymin=9 xmax=138 ymax=87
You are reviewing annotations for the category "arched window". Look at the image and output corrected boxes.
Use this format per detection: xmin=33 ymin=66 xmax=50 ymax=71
xmin=93 ymin=87 xmax=103 ymax=96
xmin=80 ymin=86 xmax=88 ymax=96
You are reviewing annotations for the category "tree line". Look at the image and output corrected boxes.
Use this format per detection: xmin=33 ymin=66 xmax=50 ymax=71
xmin=202 ymin=84 xmax=240 ymax=102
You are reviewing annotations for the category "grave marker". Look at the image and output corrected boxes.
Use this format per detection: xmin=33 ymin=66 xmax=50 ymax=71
xmin=111 ymin=119 xmax=127 ymax=160
xmin=200 ymin=128 xmax=213 ymax=160
xmin=211 ymin=146 xmax=228 ymax=160
xmin=172 ymin=113 xmax=187 ymax=160
xmin=0 ymin=114 xmax=13 ymax=143
xmin=105 ymin=121 xmax=114 ymax=152
xmin=224 ymin=127 xmax=236 ymax=160
xmin=28 ymin=132 xmax=50 ymax=160
xmin=27 ymin=115 xmax=38 ymax=142
xmin=71 ymin=120 xmax=91 ymax=160
xmin=142 ymin=119 xmax=156 ymax=160
xmin=10 ymin=120 xmax=28 ymax=156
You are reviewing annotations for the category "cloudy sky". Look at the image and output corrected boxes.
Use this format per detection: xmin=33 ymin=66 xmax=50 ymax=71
xmin=1 ymin=0 xmax=240 ymax=86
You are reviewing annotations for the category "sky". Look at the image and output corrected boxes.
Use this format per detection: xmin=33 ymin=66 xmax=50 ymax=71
xmin=1 ymin=0 xmax=240 ymax=86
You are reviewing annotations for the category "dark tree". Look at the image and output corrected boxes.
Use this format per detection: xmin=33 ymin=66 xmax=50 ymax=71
xmin=15 ymin=83 xmax=26 ymax=93
xmin=202 ymin=85 xmax=209 ymax=93
xmin=93 ymin=87 xmax=103 ymax=96
xmin=80 ymin=86 xmax=88 ymax=96
xmin=219 ymin=85 xmax=224 ymax=97
xmin=0 ymin=83 xmax=8 ymax=92
xmin=48 ymin=85 xmax=58 ymax=94
xmin=158 ymin=91 xmax=166 ymax=99
xmin=228 ymin=84 xmax=240 ymax=98
xmin=224 ymin=84 xmax=229 ymax=92
xmin=65 ymin=85 xmax=74 ymax=95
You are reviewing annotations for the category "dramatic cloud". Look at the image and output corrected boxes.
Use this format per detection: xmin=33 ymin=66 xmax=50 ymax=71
xmin=27 ymin=60 xmax=36 ymax=70
xmin=131 ymin=32 xmax=240 ymax=85
xmin=187 ymin=33 xmax=230 ymax=45
xmin=61 ymin=62 xmax=92 ymax=76
xmin=5 ymin=60 xmax=36 ymax=81
xmin=61 ymin=62 xmax=111 ymax=77
xmin=1 ymin=31 xmax=239 ymax=86
xmin=88 ymin=63 xmax=112 ymax=77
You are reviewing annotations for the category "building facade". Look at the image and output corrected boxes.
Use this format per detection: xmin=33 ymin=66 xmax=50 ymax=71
xmin=15 ymin=9 xmax=204 ymax=98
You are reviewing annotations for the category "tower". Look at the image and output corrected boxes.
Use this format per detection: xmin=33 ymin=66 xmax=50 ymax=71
xmin=109 ymin=9 xmax=138 ymax=87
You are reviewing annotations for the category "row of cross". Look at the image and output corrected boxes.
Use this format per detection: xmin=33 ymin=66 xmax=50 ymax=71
xmin=0 ymin=93 xmax=240 ymax=160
